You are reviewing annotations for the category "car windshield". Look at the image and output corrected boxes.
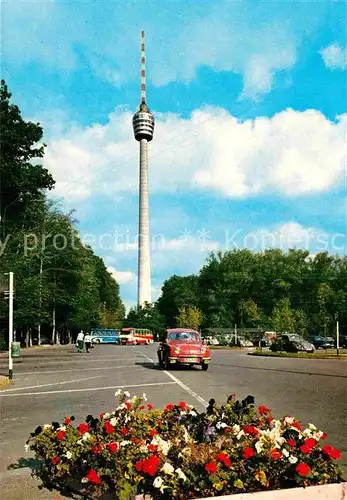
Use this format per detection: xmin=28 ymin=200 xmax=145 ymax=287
xmin=168 ymin=331 xmax=200 ymax=341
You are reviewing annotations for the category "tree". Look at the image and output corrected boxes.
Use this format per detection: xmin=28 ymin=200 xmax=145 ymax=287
xmin=157 ymin=275 xmax=199 ymax=327
xmin=271 ymin=298 xmax=296 ymax=333
xmin=238 ymin=299 xmax=261 ymax=327
xmin=176 ymin=306 xmax=203 ymax=331
xmin=125 ymin=303 xmax=166 ymax=340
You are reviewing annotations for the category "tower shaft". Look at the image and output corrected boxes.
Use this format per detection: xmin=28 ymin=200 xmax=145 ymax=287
xmin=137 ymin=139 xmax=151 ymax=305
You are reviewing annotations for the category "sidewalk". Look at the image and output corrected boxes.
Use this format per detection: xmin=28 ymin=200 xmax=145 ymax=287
xmin=0 ymin=468 xmax=67 ymax=500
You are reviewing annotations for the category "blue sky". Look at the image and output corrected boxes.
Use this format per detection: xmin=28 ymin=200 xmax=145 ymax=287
xmin=2 ymin=0 xmax=346 ymax=309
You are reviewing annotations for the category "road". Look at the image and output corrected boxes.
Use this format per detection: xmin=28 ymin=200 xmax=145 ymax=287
xmin=0 ymin=344 xmax=346 ymax=476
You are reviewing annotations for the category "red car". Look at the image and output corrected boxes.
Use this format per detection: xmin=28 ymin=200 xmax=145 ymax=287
xmin=157 ymin=328 xmax=211 ymax=371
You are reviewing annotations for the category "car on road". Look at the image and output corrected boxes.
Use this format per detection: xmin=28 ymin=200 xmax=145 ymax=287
xmin=308 ymin=335 xmax=334 ymax=349
xmin=270 ymin=333 xmax=315 ymax=353
xmin=157 ymin=328 xmax=211 ymax=370
xmin=229 ymin=335 xmax=254 ymax=348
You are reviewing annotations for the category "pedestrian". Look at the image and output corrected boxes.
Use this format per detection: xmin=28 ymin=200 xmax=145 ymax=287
xmin=84 ymin=331 xmax=92 ymax=353
xmin=76 ymin=330 xmax=84 ymax=353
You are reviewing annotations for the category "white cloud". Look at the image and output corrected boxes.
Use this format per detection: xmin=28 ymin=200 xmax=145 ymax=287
xmin=45 ymin=107 xmax=346 ymax=202
xmin=107 ymin=266 xmax=136 ymax=285
xmin=320 ymin=43 xmax=347 ymax=70
xmin=2 ymin=1 xmax=326 ymax=98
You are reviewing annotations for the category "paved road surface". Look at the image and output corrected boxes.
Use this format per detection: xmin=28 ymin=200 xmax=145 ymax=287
xmin=0 ymin=344 xmax=346 ymax=476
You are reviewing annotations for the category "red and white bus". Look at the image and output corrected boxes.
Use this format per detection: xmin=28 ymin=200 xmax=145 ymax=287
xmin=120 ymin=328 xmax=154 ymax=345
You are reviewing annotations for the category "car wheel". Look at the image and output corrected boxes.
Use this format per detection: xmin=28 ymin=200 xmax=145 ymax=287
xmin=94 ymin=339 xmax=100 ymax=344
xmin=202 ymin=363 xmax=209 ymax=371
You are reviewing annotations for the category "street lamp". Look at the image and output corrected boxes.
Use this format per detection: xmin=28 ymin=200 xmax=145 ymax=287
xmin=335 ymin=312 xmax=339 ymax=357
xmin=4 ymin=272 xmax=14 ymax=379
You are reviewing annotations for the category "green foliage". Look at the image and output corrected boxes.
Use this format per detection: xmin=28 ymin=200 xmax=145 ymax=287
xmin=125 ymin=302 xmax=165 ymax=340
xmin=0 ymin=81 xmax=125 ymax=342
xmin=176 ymin=305 xmax=203 ymax=331
xmin=156 ymin=249 xmax=346 ymax=337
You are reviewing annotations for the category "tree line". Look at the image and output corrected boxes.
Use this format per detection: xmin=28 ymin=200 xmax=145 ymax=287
xmin=0 ymin=81 xmax=125 ymax=346
xmin=127 ymin=248 xmax=347 ymax=340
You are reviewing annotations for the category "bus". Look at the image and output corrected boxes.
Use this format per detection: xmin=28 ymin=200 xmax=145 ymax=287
xmin=91 ymin=329 xmax=121 ymax=344
xmin=120 ymin=328 xmax=154 ymax=345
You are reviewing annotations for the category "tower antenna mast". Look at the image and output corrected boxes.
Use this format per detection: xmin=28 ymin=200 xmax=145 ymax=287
xmin=141 ymin=30 xmax=146 ymax=103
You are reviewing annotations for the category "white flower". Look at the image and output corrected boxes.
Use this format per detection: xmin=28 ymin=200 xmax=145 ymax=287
xmin=255 ymin=441 xmax=263 ymax=454
xmin=81 ymin=477 xmax=88 ymax=484
xmin=282 ymin=449 xmax=289 ymax=458
xmin=43 ymin=424 xmax=52 ymax=430
xmin=189 ymin=410 xmax=197 ymax=417
xmin=288 ymin=455 xmax=298 ymax=464
xmin=110 ymin=417 xmax=118 ymax=426
xmin=103 ymin=412 xmax=111 ymax=419
xmin=233 ymin=424 xmax=241 ymax=434
xmin=115 ymin=389 xmax=122 ymax=397
xmin=24 ymin=444 xmax=30 ymax=452
xmin=66 ymin=451 xmax=73 ymax=459
xmin=151 ymin=436 xmax=171 ymax=456
xmin=308 ymin=423 xmax=317 ymax=431
xmin=142 ymin=393 xmax=148 ymax=401
xmin=153 ymin=476 xmax=165 ymax=492
xmin=176 ymin=468 xmax=187 ymax=481
xmin=237 ymin=430 xmax=245 ymax=440
xmin=82 ymin=432 xmax=91 ymax=441
xmin=216 ymin=422 xmax=227 ymax=429
xmin=120 ymin=440 xmax=131 ymax=446
xmin=57 ymin=425 xmax=66 ymax=431
xmin=162 ymin=462 xmax=174 ymax=475
xmin=284 ymin=416 xmax=294 ymax=425
xmin=124 ymin=391 xmax=131 ymax=398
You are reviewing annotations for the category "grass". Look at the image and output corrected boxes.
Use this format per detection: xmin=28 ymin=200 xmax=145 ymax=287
xmin=249 ymin=349 xmax=347 ymax=359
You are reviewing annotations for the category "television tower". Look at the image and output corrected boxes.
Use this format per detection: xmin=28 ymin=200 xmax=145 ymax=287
xmin=132 ymin=30 xmax=154 ymax=306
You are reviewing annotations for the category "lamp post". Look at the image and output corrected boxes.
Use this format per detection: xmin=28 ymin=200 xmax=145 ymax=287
xmin=335 ymin=312 xmax=339 ymax=357
xmin=4 ymin=272 xmax=14 ymax=380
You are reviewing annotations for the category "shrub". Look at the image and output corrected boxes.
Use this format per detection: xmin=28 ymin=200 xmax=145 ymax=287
xmin=26 ymin=391 xmax=344 ymax=499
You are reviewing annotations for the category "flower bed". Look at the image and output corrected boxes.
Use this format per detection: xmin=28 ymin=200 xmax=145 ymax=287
xmin=26 ymin=391 xmax=344 ymax=499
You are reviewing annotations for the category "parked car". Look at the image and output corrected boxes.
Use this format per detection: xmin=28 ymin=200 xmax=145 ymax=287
xmin=157 ymin=328 xmax=211 ymax=371
xmin=204 ymin=336 xmax=220 ymax=346
xmin=270 ymin=334 xmax=315 ymax=353
xmin=229 ymin=335 xmax=254 ymax=348
xmin=308 ymin=336 xmax=334 ymax=349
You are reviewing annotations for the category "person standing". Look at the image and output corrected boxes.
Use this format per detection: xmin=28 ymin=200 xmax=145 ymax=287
xmin=76 ymin=330 xmax=84 ymax=352
xmin=84 ymin=332 xmax=92 ymax=353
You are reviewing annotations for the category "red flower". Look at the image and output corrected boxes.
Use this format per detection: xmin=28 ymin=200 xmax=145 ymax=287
xmin=287 ymin=438 xmax=296 ymax=447
xmin=296 ymin=463 xmax=311 ymax=477
xmin=300 ymin=444 xmax=312 ymax=454
xmin=322 ymin=445 xmax=341 ymax=460
xmin=78 ymin=423 xmax=89 ymax=435
xmin=148 ymin=444 xmax=158 ymax=452
xmin=56 ymin=430 xmax=66 ymax=441
xmin=125 ymin=402 xmax=132 ymax=410
xmin=243 ymin=447 xmax=255 ymax=459
xmin=108 ymin=442 xmax=118 ymax=453
xmin=130 ymin=436 xmax=138 ymax=443
xmin=271 ymin=449 xmax=282 ymax=460
xmin=142 ymin=455 xmax=161 ymax=476
xmin=165 ymin=404 xmax=174 ymax=411
xmin=135 ymin=459 xmax=144 ymax=472
xmin=87 ymin=469 xmax=101 ymax=484
xmin=147 ymin=404 xmax=154 ymax=410
xmin=292 ymin=421 xmax=302 ymax=431
xmin=64 ymin=417 xmax=72 ymax=425
xmin=243 ymin=425 xmax=260 ymax=436
xmin=99 ymin=413 xmax=105 ymax=419
xmin=51 ymin=456 xmax=60 ymax=465
xmin=104 ymin=422 xmax=115 ymax=435
xmin=92 ymin=445 xmax=102 ymax=454
xmin=121 ymin=427 xmax=129 ymax=436
xmin=266 ymin=417 xmax=274 ymax=424
xmin=224 ymin=427 xmax=232 ymax=433
xmin=149 ymin=429 xmax=157 ymax=437
xmin=179 ymin=401 xmax=187 ymax=411
xmin=216 ymin=452 xmax=231 ymax=467
xmin=205 ymin=461 xmax=218 ymax=474
xmin=304 ymin=438 xmax=317 ymax=449
xmin=258 ymin=405 xmax=271 ymax=416
xmin=139 ymin=405 xmax=145 ymax=410
xmin=321 ymin=432 xmax=327 ymax=440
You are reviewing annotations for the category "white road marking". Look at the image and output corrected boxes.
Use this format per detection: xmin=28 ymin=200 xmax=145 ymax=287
xmin=141 ymin=353 xmax=208 ymax=407
xmin=3 ymin=375 xmax=104 ymax=392
xmin=0 ymin=381 xmax=176 ymax=398
xmin=15 ymin=364 xmax=139 ymax=376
